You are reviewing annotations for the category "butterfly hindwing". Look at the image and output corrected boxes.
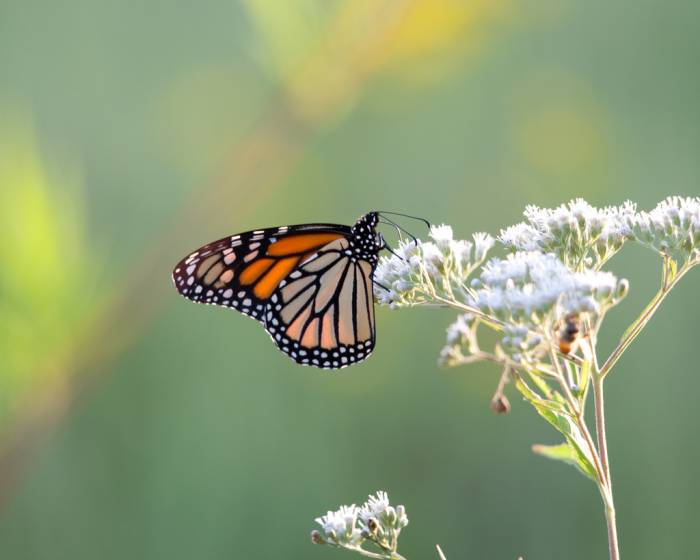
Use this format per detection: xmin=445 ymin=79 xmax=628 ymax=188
xmin=263 ymin=237 xmax=377 ymax=369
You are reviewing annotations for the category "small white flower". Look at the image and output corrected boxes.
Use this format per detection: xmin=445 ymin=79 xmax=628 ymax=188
xmin=429 ymin=224 xmax=454 ymax=248
xmin=451 ymin=239 xmax=473 ymax=269
xmin=421 ymin=242 xmax=444 ymax=266
xmin=499 ymin=222 xmax=543 ymax=251
xmin=315 ymin=504 xmax=363 ymax=546
xmin=359 ymin=491 xmax=390 ymax=523
xmin=446 ymin=314 xmax=474 ymax=344
xmin=472 ymin=232 xmax=495 ymax=262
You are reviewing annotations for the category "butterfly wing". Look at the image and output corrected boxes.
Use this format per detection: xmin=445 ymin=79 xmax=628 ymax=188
xmin=263 ymin=237 xmax=376 ymax=369
xmin=172 ymin=224 xmax=350 ymax=323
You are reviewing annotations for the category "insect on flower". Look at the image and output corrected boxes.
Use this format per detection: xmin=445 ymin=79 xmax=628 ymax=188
xmin=558 ymin=313 xmax=581 ymax=355
xmin=172 ymin=211 xmax=428 ymax=369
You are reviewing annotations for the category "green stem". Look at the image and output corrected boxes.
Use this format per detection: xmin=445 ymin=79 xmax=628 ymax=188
xmin=592 ymin=372 xmax=619 ymax=560
xmin=599 ymin=260 xmax=691 ymax=380
xmin=604 ymin=505 xmax=620 ymax=560
xmin=592 ymin=374 xmax=611 ymax=486
xmin=347 ymin=547 xmax=406 ymax=560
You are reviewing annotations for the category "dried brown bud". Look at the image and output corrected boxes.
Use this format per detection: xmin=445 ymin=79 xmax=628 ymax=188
xmin=310 ymin=530 xmax=325 ymax=545
xmin=490 ymin=393 xmax=511 ymax=414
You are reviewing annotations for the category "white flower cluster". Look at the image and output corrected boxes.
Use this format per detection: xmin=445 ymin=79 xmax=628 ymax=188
xmin=373 ymin=225 xmax=495 ymax=307
xmin=435 ymin=252 xmax=628 ymax=364
xmin=500 ymin=323 xmax=544 ymax=364
xmin=445 ymin=313 xmax=475 ymax=346
xmin=312 ymin=491 xmax=408 ymax=553
xmin=499 ymin=199 xmax=636 ymax=269
xmin=314 ymin=504 xmax=363 ymax=547
xmin=472 ymin=252 xmax=627 ymax=324
xmin=626 ymin=196 xmax=700 ymax=261
xmin=374 ymin=197 xmax=698 ymax=367
xmin=359 ymin=490 xmax=408 ymax=535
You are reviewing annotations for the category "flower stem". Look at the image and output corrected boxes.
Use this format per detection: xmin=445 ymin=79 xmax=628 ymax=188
xmin=593 ymin=373 xmax=611 ymax=486
xmin=592 ymin=372 xmax=619 ymax=560
xmin=347 ymin=544 xmax=407 ymax=560
xmin=604 ymin=504 xmax=620 ymax=560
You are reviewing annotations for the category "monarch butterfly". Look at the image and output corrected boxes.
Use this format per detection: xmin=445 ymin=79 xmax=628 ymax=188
xmin=172 ymin=212 xmax=402 ymax=369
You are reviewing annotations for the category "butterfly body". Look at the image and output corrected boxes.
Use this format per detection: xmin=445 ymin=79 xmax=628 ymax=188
xmin=172 ymin=212 xmax=382 ymax=369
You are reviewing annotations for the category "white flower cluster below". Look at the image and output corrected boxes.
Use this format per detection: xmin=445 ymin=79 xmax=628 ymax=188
xmin=313 ymin=491 xmax=408 ymax=548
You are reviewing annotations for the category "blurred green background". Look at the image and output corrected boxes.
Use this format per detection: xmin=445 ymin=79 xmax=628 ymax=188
xmin=1 ymin=1 xmax=699 ymax=558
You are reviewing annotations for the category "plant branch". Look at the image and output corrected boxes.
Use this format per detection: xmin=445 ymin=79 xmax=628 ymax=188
xmin=347 ymin=547 xmax=407 ymax=560
xmin=599 ymin=260 xmax=692 ymax=379
xmin=592 ymin=373 xmax=611 ymax=487
xmin=548 ymin=347 xmax=612 ymax=507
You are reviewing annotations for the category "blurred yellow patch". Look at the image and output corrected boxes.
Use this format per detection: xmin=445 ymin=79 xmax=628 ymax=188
xmin=515 ymin=106 xmax=605 ymax=172
xmin=373 ymin=0 xmax=507 ymax=67
xmin=244 ymin=0 xmax=513 ymax=124
xmin=509 ymin=72 xmax=608 ymax=173
xmin=0 ymin=109 xmax=98 ymax=423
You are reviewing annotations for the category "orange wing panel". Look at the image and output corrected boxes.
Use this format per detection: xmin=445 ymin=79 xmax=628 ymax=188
xmin=254 ymin=257 xmax=300 ymax=299
xmin=239 ymin=258 xmax=275 ymax=285
xmin=266 ymin=233 xmax=343 ymax=256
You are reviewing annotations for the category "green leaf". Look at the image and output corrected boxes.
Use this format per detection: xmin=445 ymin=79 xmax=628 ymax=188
xmin=514 ymin=376 xmax=571 ymax=418
xmin=532 ymin=442 xmax=574 ymax=461
xmin=578 ymin=360 xmax=591 ymax=393
xmin=517 ymin=375 xmax=599 ymax=482
xmin=528 ymin=371 xmax=555 ymax=399
xmin=532 ymin=442 xmax=597 ymax=481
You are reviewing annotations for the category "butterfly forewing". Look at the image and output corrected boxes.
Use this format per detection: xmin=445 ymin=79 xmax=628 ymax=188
xmin=172 ymin=224 xmax=350 ymax=323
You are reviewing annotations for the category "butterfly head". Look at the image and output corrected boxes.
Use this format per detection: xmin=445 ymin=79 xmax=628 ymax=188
xmin=350 ymin=212 xmax=383 ymax=262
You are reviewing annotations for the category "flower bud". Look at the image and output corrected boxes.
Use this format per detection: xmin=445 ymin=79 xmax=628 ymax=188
xmin=616 ymin=279 xmax=629 ymax=300
xmin=395 ymin=505 xmax=407 ymax=527
xmin=490 ymin=393 xmax=511 ymax=414
xmin=311 ymin=530 xmax=325 ymax=545
xmin=383 ymin=506 xmax=397 ymax=526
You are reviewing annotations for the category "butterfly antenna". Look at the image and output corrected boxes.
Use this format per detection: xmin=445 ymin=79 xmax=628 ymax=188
xmin=372 ymin=278 xmax=392 ymax=294
xmin=385 ymin=244 xmax=406 ymax=261
xmin=379 ymin=218 xmax=404 ymax=241
xmin=379 ymin=216 xmax=418 ymax=245
xmin=377 ymin=211 xmax=432 ymax=230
